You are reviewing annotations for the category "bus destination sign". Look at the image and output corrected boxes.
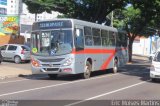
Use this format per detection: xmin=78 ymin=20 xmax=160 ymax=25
xmin=32 ymin=20 xmax=72 ymax=30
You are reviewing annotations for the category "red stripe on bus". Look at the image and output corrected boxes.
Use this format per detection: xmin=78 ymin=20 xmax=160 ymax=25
xmin=71 ymin=48 xmax=115 ymax=54
xmin=100 ymin=52 xmax=116 ymax=70
xmin=71 ymin=48 xmax=127 ymax=70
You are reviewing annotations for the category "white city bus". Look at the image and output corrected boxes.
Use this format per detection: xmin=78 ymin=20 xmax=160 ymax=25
xmin=31 ymin=18 xmax=128 ymax=79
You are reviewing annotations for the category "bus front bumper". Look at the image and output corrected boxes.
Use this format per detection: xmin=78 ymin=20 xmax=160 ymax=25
xmin=31 ymin=66 xmax=74 ymax=75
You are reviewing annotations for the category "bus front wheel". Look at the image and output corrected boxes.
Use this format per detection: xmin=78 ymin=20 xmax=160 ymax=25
xmin=82 ymin=61 xmax=92 ymax=79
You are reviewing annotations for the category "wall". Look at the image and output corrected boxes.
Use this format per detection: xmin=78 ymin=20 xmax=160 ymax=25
xmin=132 ymin=37 xmax=150 ymax=56
xmin=132 ymin=36 xmax=160 ymax=56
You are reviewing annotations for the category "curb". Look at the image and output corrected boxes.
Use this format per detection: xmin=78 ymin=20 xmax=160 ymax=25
xmin=0 ymin=74 xmax=32 ymax=80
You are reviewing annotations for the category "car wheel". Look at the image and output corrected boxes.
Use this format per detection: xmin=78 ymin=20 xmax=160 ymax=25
xmin=48 ymin=74 xmax=58 ymax=79
xmin=82 ymin=61 xmax=92 ymax=79
xmin=14 ymin=56 xmax=21 ymax=64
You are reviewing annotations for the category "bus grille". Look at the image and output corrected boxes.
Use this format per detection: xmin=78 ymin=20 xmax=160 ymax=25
xmin=42 ymin=64 xmax=60 ymax=67
xmin=44 ymin=68 xmax=59 ymax=71
xmin=39 ymin=58 xmax=65 ymax=62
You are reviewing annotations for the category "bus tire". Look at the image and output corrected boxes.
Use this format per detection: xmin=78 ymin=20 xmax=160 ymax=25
xmin=82 ymin=61 xmax=92 ymax=79
xmin=48 ymin=74 xmax=58 ymax=79
xmin=112 ymin=59 xmax=118 ymax=73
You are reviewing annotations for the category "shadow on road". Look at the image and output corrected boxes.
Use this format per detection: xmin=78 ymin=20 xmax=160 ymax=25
xmin=120 ymin=58 xmax=152 ymax=82
xmin=20 ymin=57 xmax=157 ymax=83
xmin=19 ymin=70 xmax=113 ymax=81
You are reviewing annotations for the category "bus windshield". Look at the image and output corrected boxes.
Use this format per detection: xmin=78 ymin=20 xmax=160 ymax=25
xmin=31 ymin=30 xmax=73 ymax=56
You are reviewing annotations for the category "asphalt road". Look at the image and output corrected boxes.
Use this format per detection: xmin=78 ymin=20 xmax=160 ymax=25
xmin=0 ymin=58 xmax=159 ymax=106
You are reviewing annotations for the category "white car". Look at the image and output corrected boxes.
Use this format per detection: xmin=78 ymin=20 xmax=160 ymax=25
xmin=0 ymin=44 xmax=30 ymax=64
xmin=150 ymin=51 xmax=160 ymax=81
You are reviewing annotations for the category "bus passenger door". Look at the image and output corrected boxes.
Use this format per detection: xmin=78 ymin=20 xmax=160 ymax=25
xmin=74 ymin=26 xmax=85 ymax=74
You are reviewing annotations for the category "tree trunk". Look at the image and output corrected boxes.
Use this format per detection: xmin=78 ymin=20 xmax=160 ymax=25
xmin=128 ymin=39 xmax=134 ymax=62
xmin=35 ymin=13 xmax=37 ymax=22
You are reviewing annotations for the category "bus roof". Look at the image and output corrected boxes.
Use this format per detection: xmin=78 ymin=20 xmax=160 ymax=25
xmin=33 ymin=18 xmax=118 ymax=32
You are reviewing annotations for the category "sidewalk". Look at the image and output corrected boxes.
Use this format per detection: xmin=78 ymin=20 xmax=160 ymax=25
xmin=0 ymin=65 xmax=32 ymax=80
xmin=0 ymin=55 xmax=149 ymax=80
xmin=132 ymin=54 xmax=149 ymax=61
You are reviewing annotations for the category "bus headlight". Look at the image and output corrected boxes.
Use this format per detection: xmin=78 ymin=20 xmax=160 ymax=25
xmin=62 ymin=58 xmax=73 ymax=66
xmin=31 ymin=57 xmax=41 ymax=67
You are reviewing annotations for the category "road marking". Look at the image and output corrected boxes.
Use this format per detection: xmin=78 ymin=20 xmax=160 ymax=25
xmin=0 ymin=69 xmax=148 ymax=85
xmin=0 ymin=73 xmax=118 ymax=97
xmin=121 ymin=71 xmax=149 ymax=74
xmin=65 ymin=81 xmax=148 ymax=106
xmin=0 ymin=79 xmax=29 ymax=84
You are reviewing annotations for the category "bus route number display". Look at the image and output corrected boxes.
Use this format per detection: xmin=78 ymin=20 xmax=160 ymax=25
xmin=33 ymin=20 xmax=72 ymax=30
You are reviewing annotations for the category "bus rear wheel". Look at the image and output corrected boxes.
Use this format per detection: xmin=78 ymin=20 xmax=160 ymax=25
xmin=112 ymin=59 xmax=118 ymax=73
xmin=48 ymin=74 xmax=58 ymax=79
xmin=82 ymin=61 xmax=92 ymax=79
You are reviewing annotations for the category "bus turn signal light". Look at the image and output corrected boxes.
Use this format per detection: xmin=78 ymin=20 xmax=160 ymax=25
xmin=32 ymin=60 xmax=40 ymax=67
xmin=63 ymin=68 xmax=72 ymax=72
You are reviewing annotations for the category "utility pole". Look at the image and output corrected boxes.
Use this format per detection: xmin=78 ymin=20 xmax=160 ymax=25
xmin=18 ymin=0 xmax=23 ymax=36
xmin=111 ymin=11 xmax=114 ymax=27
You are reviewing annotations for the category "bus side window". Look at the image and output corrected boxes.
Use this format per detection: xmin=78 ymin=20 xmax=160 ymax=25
xmin=75 ymin=28 xmax=84 ymax=51
xmin=108 ymin=31 xmax=116 ymax=46
xmin=84 ymin=26 xmax=93 ymax=46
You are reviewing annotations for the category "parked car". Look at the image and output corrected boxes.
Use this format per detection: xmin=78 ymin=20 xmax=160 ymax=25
xmin=150 ymin=50 xmax=160 ymax=81
xmin=0 ymin=44 xmax=30 ymax=64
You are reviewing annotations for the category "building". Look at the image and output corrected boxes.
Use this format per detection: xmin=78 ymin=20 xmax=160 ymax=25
xmin=7 ymin=0 xmax=21 ymax=15
xmin=20 ymin=3 xmax=61 ymax=44
xmin=132 ymin=36 xmax=160 ymax=56
xmin=0 ymin=0 xmax=7 ymax=15
xmin=0 ymin=0 xmax=60 ymax=45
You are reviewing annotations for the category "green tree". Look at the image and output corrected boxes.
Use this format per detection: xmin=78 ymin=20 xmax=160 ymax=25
xmin=114 ymin=0 xmax=160 ymax=62
xmin=24 ymin=0 xmax=160 ymax=62
xmin=23 ymin=0 xmax=49 ymax=21
xmin=23 ymin=0 xmax=128 ymax=24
